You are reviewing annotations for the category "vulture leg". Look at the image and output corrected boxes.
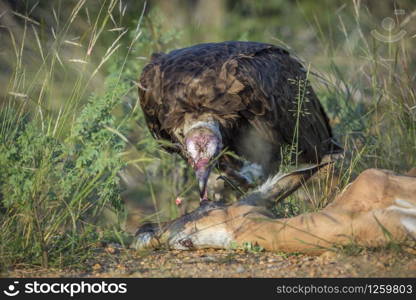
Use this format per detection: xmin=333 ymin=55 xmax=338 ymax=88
xmin=216 ymin=175 xmax=245 ymax=196
xmin=211 ymin=161 xmax=264 ymax=201
xmin=220 ymin=160 xmax=264 ymax=189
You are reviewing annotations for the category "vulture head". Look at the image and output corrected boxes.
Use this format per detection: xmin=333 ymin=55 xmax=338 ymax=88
xmin=183 ymin=120 xmax=223 ymax=202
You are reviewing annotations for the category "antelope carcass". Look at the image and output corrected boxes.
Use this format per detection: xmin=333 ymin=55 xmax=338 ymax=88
xmin=132 ymin=164 xmax=416 ymax=254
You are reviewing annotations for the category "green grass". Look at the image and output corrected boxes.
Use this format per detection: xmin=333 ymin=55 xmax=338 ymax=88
xmin=0 ymin=0 xmax=415 ymax=271
xmin=0 ymin=0 xmax=138 ymax=269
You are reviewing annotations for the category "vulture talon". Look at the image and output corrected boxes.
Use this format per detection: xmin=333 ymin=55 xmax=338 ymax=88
xmin=200 ymin=198 xmax=211 ymax=206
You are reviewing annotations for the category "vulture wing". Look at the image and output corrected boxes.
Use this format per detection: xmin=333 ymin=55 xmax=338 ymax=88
xmin=229 ymin=45 xmax=338 ymax=164
xmin=138 ymin=53 xmax=181 ymax=153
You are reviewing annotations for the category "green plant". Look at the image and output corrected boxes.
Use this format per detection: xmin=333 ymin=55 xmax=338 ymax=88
xmin=230 ymin=241 xmax=265 ymax=253
xmin=0 ymin=75 xmax=128 ymax=268
xmin=0 ymin=0 xmax=140 ymax=269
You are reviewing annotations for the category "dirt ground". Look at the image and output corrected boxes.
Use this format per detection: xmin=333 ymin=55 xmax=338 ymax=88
xmin=5 ymin=244 xmax=416 ymax=278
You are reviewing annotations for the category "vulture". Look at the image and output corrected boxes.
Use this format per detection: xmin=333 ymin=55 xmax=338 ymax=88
xmin=138 ymin=41 xmax=342 ymax=203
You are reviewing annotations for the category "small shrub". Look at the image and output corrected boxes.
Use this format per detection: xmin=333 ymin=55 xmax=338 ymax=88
xmin=0 ymin=75 xmax=127 ymax=268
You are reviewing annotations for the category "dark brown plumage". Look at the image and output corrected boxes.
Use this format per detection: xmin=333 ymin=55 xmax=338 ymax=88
xmin=138 ymin=41 xmax=341 ymax=199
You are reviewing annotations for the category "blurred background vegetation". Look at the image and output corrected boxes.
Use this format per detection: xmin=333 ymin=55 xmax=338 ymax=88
xmin=0 ymin=0 xmax=415 ymax=270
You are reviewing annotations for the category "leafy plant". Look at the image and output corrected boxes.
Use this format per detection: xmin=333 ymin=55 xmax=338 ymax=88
xmin=0 ymin=74 xmax=128 ymax=268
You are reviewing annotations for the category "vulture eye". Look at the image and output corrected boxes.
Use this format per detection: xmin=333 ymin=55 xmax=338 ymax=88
xmin=187 ymin=157 xmax=196 ymax=169
xmin=183 ymin=151 xmax=192 ymax=164
xmin=188 ymin=158 xmax=195 ymax=168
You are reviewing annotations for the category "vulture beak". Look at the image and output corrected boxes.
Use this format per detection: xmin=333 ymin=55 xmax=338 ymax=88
xmin=195 ymin=159 xmax=211 ymax=202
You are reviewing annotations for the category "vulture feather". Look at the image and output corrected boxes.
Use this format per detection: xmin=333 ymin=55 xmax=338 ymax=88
xmin=138 ymin=41 xmax=342 ymax=202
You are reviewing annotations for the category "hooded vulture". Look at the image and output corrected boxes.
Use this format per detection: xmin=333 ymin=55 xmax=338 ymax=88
xmin=138 ymin=41 xmax=342 ymax=202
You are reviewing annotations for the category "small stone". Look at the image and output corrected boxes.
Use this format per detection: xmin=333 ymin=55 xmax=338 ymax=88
xmin=105 ymin=246 xmax=118 ymax=254
xmin=404 ymin=247 xmax=416 ymax=255
xmin=319 ymin=251 xmax=337 ymax=261
xmin=344 ymin=263 xmax=353 ymax=269
xmin=116 ymin=264 xmax=127 ymax=271
xmin=407 ymin=262 xmax=416 ymax=271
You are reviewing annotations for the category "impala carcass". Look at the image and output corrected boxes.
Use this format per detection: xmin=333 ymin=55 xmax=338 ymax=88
xmin=132 ymin=163 xmax=416 ymax=254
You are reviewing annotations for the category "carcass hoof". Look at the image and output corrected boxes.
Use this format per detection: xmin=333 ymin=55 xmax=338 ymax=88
xmin=131 ymin=222 xmax=162 ymax=250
